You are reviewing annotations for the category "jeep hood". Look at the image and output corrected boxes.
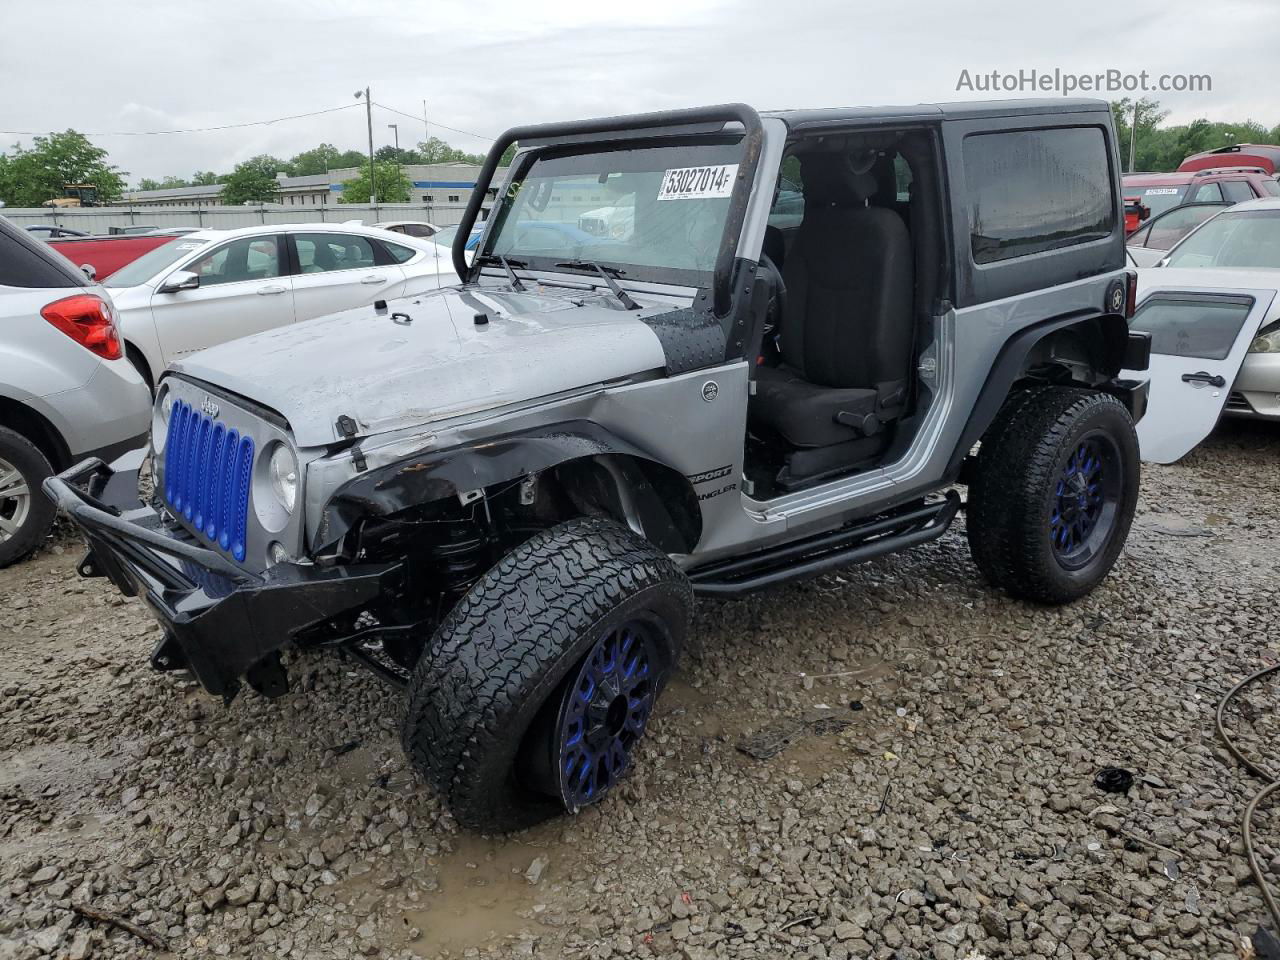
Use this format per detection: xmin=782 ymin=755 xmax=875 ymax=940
xmin=169 ymin=286 xmax=669 ymax=446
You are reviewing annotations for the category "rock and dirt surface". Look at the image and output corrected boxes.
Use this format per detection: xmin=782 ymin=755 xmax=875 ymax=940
xmin=2 ymin=419 xmax=1278 ymax=960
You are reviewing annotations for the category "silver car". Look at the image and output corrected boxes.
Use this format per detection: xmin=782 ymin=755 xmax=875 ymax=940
xmin=0 ymin=217 xmax=150 ymax=566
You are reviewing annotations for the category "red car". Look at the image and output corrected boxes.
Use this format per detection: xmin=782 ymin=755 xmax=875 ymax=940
xmin=1121 ymin=167 xmax=1280 ymax=224
xmin=46 ymin=233 xmax=180 ymax=281
xmin=1179 ymin=143 xmax=1280 ymax=175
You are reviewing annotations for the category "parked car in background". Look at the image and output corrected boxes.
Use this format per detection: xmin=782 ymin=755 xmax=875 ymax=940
xmin=1125 ymin=201 xmax=1229 ymax=267
xmin=1179 ymin=144 xmax=1280 ymax=175
xmin=1134 ymin=197 xmax=1280 ymax=436
xmin=47 ymin=233 xmax=182 ymax=281
xmin=374 ymin=220 xmax=439 ymax=239
xmin=429 ymin=222 xmax=485 ymax=265
xmin=105 ymin=223 xmax=458 ymax=390
xmin=1122 ymin=168 xmax=1280 ymax=219
xmin=25 ymin=225 xmax=89 ymax=239
xmin=0 ymin=217 xmax=150 ymax=566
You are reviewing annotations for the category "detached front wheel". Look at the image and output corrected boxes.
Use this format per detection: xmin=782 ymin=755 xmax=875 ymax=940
xmin=966 ymin=387 xmax=1139 ymax=604
xmin=402 ymin=517 xmax=691 ymax=832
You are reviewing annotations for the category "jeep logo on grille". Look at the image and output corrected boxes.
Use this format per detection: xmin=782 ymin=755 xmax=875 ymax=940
xmin=200 ymin=396 xmax=220 ymax=418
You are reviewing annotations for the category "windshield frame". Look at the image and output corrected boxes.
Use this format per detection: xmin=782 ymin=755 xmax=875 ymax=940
xmin=478 ymin=134 xmax=748 ymax=291
xmin=450 ymin=104 xmax=764 ymax=317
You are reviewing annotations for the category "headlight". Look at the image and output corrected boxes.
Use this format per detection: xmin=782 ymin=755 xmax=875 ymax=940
xmin=1249 ymin=325 xmax=1280 ymax=353
xmin=160 ymin=390 xmax=173 ymax=422
xmin=268 ymin=444 xmax=298 ymax=513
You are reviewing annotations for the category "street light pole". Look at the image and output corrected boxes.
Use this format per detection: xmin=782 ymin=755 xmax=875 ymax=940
xmin=388 ymin=124 xmax=399 ymax=151
xmin=1128 ymin=100 xmax=1138 ymax=173
xmin=354 ymin=87 xmax=376 ymax=205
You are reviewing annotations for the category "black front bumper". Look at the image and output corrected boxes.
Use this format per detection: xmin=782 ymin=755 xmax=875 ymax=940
xmin=44 ymin=459 xmax=396 ymax=702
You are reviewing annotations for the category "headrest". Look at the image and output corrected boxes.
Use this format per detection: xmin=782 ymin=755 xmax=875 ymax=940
xmin=799 ymin=153 xmax=877 ymax=206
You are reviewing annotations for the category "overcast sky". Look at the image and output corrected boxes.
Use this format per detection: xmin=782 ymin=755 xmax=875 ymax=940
xmin=3 ymin=0 xmax=1276 ymax=182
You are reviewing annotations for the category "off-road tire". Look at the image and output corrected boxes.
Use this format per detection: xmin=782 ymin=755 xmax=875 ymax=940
xmin=402 ymin=517 xmax=691 ymax=832
xmin=0 ymin=426 xmax=56 ymax=569
xmin=966 ymin=387 xmax=1139 ymax=604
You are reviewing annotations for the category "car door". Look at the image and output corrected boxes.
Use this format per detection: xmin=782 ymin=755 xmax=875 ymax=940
xmin=1123 ymin=287 xmax=1275 ymax=462
xmin=1126 ymin=203 xmax=1228 ymax=267
xmin=286 ymin=231 xmax=405 ymax=324
xmin=149 ymin=234 xmax=292 ymax=365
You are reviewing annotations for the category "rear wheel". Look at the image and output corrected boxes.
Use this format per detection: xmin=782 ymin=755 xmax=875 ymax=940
xmin=402 ymin=517 xmax=690 ymax=832
xmin=0 ymin=427 xmax=56 ymax=569
xmin=966 ymin=387 xmax=1139 ymax=604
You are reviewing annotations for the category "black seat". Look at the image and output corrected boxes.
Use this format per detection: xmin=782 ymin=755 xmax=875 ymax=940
xmin=750 ymin=152 xmax=913 ymax=457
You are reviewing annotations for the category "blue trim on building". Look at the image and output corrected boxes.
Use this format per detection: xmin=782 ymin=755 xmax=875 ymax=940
xmin=330 ymin=180 xmax=477 ymax=192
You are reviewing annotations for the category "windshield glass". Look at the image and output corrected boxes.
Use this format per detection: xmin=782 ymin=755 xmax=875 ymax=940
xmin=484 ymin=138 xmax=744 ymax=284
xmin=1129 ymin=184 xmax=1188 ymax=217
xmin=104 ymin=236 xmax=208 ymax=288
xmin=1163 ymin=210 xmax=1280 ymax=268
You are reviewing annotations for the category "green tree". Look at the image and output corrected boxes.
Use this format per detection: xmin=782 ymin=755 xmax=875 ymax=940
xmin=0 ymin=130 xmax=125 ymax=207
xmin=338 ymin=161 xmax=411 ymax=203
xmin=221 ymin=155 xmax=284 ymax=205
xmin=1110 ymin=98 xmax=1168 ymax=172
xmin=191 ymin=170 xmax=222 ymax=186
xmin=375 ymin=144 xmax=419 ymax=165
xmin=286 ymin=143 xmax=345 ymax=176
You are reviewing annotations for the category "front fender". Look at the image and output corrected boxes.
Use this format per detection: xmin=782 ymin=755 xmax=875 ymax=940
xmin=313 ymin=419 xmax=692 ymax=554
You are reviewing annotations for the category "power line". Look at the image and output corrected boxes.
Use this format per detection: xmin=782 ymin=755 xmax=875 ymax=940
xmin=372 ymin=102 xmax=495 ymax=142
xmin=0 ymin=103 xmax=364 ymax=137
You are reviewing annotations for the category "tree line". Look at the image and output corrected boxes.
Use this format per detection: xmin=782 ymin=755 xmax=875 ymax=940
xmin=1110 ymin=98 xmax=1280 ymax=172
xmin=0 ymin=132 xmax=514 ymax=208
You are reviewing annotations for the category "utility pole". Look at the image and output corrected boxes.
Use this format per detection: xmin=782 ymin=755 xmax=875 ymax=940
xmin=1128 ymin=100 xmax=1138 ymax=173
xmin=388 ymin=124 xmax=399 ymax=151
xmin=423 ymin=100 xmax=429 ymax=148
xmin=354 ymin=87 xmax=376 ymax=204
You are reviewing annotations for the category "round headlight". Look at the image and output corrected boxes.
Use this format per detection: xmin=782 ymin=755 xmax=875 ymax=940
xmin=160 ymin=390 xmax=173 ymax=422
xmin=268 ymin=445 xmax=298 ymax=513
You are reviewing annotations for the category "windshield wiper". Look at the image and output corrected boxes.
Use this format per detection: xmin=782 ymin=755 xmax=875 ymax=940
xmin=477 ymin=253 xmax=528 ymax=291
xmin=554 ymin=260 xmax=639 ymax=310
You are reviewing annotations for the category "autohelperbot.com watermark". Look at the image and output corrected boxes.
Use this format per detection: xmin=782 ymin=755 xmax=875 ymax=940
xmin=956 ymin=68 xmax=1211 ymax=96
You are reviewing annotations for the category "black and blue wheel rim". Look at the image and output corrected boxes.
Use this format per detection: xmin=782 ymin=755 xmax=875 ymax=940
xmin=1049 ymin=431 xmax=1122 ymax=571
xmin=552 ymin=620 xmax=657 ymax=811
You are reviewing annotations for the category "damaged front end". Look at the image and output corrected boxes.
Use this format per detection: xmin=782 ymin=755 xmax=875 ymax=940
xmin=44 ymin=459 xmax=398 ymax=703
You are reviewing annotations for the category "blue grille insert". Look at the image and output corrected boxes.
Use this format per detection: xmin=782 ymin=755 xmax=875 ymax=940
xmin=163 ymin=401 xmax=254 ymax=563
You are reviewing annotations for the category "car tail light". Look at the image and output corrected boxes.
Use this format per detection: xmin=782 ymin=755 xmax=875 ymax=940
xmin=41 ymin=294 xmax=122 ymax=360
xmin=1124 ymin=269 xmax=1138 ymax=319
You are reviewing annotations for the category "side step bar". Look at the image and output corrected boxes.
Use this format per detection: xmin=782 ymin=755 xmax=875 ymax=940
xmin=689 ymin=491 xmax=961 ymax=598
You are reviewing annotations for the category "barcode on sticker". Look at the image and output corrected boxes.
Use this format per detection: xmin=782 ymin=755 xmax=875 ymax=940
xmin=658 ymin=164 xmax=738 ymax=201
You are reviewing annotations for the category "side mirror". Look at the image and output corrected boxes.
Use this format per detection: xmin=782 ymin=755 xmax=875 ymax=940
xmin=80 ymin=263 xmax=97 ymax=282
xmin=158 ymin=270 xmax=199 ymax=293
xmin=1140 ymin=207 xmax=1152 ymax=222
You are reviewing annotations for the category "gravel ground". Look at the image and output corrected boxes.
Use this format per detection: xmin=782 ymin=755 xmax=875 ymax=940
xmin=2 ymin=419 xmax=1278 ymax=960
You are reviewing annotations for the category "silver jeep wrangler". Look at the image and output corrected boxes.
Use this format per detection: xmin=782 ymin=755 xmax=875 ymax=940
xmin=47 ymin=100 xmax=1151 ymax=831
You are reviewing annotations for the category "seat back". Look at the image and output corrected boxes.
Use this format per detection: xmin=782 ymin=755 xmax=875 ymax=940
xmin=781 ymin=153 xmax=914 ymax=404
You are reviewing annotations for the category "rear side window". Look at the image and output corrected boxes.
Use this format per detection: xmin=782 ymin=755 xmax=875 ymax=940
xmin=0 ymin=219 xmax=85 ymax=289
xmin=1130 ymin=295 xmax=1253 ymax=360
xmin=382 ymin=241 xmax=417 ymax=263
xmin=1220 ymin=180 xmax=1256 ymax=203
xmin=1190 ymin=181 xmax=1224 ymax=203
xmin=964 ymin=127 xmax=1114 ymax=264
xmin=1263 ymin=179 xmax=1280 ymax=197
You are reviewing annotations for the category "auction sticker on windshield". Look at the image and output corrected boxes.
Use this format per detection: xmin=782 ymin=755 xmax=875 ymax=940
xmin=658 ymin=165 xmax=739 ymax=201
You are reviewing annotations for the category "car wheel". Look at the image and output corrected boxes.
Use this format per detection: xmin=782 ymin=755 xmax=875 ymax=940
xmin=966 ymin=387 xmax=1139 ymax=604
xmin=402 ymin=517 xmax=691 ymax=832
xmin=0 ymin=426 xmax=57 ymax=568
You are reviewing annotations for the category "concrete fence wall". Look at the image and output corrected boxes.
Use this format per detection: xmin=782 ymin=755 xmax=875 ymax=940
xmin=0 ymin=202 xmax=473 ymax=233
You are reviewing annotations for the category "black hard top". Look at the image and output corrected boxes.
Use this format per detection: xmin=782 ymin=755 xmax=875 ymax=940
xmin=764 ymin=98 xmax=1111 ymax=131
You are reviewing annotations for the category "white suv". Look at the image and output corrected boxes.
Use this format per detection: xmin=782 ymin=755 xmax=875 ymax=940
xmin=0 ymin=217 xmax=150 ymax=566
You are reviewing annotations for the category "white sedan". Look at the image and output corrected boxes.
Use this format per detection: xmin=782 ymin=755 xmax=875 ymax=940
xmin=105 ymin=223 xmax=457 ymax=389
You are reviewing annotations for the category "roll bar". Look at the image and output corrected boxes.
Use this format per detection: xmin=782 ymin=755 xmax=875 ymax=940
xmin=452 ymin=103 xmax=765 ymax=318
